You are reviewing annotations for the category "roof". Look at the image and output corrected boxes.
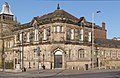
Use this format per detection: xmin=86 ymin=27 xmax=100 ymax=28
xmin=34 ymin=9 xmax=79 ymax=25
xmin=13 ymin=23 xmax=33 ymax=31
xmin=95 ymin=38 xmax=120 ymax=48
xmin=0 ymin=2 xmax=14 ymax=15
xmin=15 ymin=8 xmax=104 ymax=31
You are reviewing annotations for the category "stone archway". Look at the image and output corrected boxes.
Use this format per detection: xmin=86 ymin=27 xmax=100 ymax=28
xmin=53 ymin=48 xmax=64 ymax=68
xmin=54 ymin=50 xmax=62 ymax=68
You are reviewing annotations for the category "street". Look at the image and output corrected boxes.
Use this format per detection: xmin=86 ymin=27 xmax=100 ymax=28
xmin=0 ymin=69 xmax=120 ymax=78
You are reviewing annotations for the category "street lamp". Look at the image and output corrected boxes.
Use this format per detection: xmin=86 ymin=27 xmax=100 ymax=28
xmin=19 ymin=32 xmax=24 ymax=70
xmin=36 ymin=46 xmax=41 ymax=72
xmin=91 ymin=11 xmax=101 ymax=70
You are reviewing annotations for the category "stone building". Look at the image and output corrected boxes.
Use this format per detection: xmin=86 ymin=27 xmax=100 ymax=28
xmin=12 ymin=5 xmax=109 ymax=70
xmin=0 ymin=3 xmax=120 ymax=70
xmin=0 ymin=2 xmax=19 ymax=69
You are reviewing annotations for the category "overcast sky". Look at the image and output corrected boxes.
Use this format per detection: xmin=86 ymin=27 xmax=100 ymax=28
xmin=0 ymin=0 xmax=120 ymax=39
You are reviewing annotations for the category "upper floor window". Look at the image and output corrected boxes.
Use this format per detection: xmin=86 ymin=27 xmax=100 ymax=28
xmin=80 ymin=29 xmax=83 ymax=41
xmin=57 ymin=26 xmax=60 ymax=32
xmin=53 ymin=27 xmax=56 ymax=32
xmin=16 ymin=33 xmax=20 ymax=41
xmin=43 ymin=29 xmax=47 ymax=40
xmin=35 ymin=29 xmax=39 ymax=41
xmin=61 ymin=26 xmax=64 ymax=32
xmin=110 ymin=50 xmax=112 ymax=58
xmin=104 ymin=50 xmax=106 ymax=58
xmin=71 ymin=29 xmax=74 ymax=40
xmin=66 ymin=29 xmax=71 ymax=40
xmin=23 ymin=32 xmax=27 ymax=43
xmin=29 ymin=30 xmax=34 ymax=42
xmin=88 ymin=32 xmax=91 ymax=42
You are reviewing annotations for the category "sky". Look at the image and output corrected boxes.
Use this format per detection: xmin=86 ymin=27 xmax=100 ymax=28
xmin=0 ymin=0 xmax=120 ymax=39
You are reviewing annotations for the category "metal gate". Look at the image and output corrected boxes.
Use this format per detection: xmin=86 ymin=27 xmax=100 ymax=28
xmin=54 ymin=55 xmax=62 ymax=68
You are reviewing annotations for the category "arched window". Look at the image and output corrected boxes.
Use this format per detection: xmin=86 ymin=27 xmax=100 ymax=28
xmin=78 ymin=49 xmax=84 ymax=59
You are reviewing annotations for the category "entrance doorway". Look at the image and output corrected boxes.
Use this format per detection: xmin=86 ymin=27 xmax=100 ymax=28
xmin=54 ymin=50 xmax=62 ymax=68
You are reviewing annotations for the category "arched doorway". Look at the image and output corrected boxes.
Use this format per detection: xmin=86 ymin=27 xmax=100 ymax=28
xmin=54 ymin=50 xmax=62 ymax=68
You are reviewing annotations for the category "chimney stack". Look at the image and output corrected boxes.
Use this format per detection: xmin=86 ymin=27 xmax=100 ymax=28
xmin=102 ymin=22 xmax=105 ymax=29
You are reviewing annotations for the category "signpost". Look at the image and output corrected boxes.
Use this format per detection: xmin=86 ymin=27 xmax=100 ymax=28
xmin=36 ymin=47 xmax=41 ymax=73
xmin=2 ymin=53 xmax=7 ymax=71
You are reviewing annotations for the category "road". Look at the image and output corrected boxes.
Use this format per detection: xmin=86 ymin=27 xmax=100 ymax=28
xmin=0 ymin=69 xmax=120 ymax=78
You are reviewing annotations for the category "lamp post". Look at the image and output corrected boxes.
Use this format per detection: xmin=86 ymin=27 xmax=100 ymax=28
xmin=36 ymin=47 xmax=40 ymax=72
xmin=2 ymin=53 xmax=7 ymax=71
xmin=20 ymin=32 xmax=24 ymax=70
xmin=91 ymin=11 xmax=101 ymax=70
xmin=91 ymin=12 xmax=95 ymax=70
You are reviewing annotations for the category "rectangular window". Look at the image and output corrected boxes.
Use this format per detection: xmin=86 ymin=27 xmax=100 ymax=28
xmin=88 ymin=32 xmax=91 ymax=42
xmin=61 ymin=26 xmax=63 ymax=32
xmin=20 ymin=33 xmax=22 ymax=43
xmin=57 ymin=26 xmax=60 ymax=32
xmin=80 ymin=29 xmax=83 ymax=41
xmin=71 ymin=29 xmax=74 ymax=40
xmin=10 ymin=40 xmax=13 ymax=48
xmin=16 ymin=33 xmax=20 ymax=41
xmin=43 ymin=29 xmax=47 ymax=40
xmin=53 ymin=27 xmax=56 ymax=32
xmin=35 ymin=29 xmax=39 ymax=41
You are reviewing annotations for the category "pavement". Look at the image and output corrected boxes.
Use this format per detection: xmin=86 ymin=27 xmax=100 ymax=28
xmin=0 ymin=68 xmax=120 ymax=78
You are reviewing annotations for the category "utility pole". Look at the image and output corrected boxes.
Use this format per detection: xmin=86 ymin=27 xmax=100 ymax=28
xmin=91 ymin=11 xmax=101 ymax=70
xmin=91 ymin=13 xmax=94 ymax=70
xmin=20 ymin=32 xmax=24 ymax=70
xmin=22 ymin=32 xmax=24 ymax=70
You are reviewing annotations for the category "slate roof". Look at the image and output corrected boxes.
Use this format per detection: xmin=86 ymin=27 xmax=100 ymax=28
xmin=14 ymin=23 xmax=33 ymax=31
xmin=95 ymin=38 xmax=120 ymax=47
xmin=14 ymin=9 xmax=103 ymax=31
xmin=34 ymin=9 xmax=79 ymax=25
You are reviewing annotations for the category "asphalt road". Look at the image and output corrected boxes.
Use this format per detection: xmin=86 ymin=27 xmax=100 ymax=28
xmin=0 ymin=69 xmax=120 ymax=78
xmin=44 ymin=71 xmax=120 ymax=78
